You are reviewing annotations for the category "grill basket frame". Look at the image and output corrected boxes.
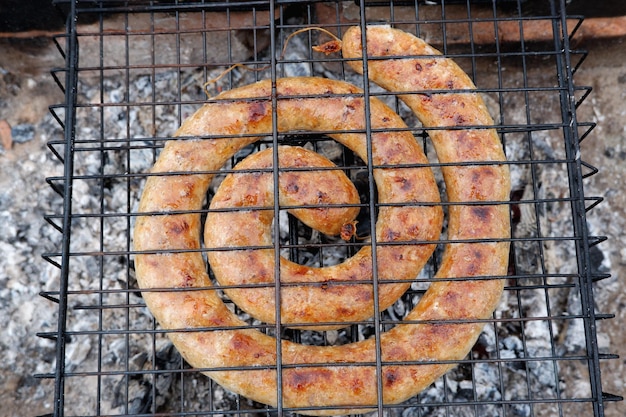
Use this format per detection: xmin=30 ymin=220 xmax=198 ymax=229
xmin=38 ymin=1 xmax=620 ymax=416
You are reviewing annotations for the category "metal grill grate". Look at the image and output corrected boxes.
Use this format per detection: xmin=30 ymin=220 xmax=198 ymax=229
xmin=38 ymin=0 xmax=620 ymax=416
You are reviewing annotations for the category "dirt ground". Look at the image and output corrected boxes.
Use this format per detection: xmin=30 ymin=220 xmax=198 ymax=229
xmin=0 ymin=17 xmax=624 ymax=417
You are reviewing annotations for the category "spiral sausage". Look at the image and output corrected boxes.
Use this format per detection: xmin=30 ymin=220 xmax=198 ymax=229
xmin=133 ymin=25 xmax=510 ymax=415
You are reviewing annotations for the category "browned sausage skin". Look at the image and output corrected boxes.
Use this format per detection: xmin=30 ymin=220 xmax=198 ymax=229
xmin=133 ymin=25 xmax=510 ymax=415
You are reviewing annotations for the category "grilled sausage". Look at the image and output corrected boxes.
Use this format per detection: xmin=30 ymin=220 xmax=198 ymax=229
xmin=133 ymin=25 xmax=510 ymax=415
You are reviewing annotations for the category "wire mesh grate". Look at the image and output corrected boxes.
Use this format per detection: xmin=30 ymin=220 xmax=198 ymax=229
xmin=38 ymin=0 xmax=619 ymax=416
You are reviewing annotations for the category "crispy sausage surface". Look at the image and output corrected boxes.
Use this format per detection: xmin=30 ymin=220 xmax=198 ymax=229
xmin=133 ymin=25 xmax=510 ymax=415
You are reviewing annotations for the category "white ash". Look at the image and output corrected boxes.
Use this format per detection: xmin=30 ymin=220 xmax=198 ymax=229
xmin=0 ymin=112 xmax=67 ymax=413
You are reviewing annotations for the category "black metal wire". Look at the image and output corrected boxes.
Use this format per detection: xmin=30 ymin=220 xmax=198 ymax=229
xmin=37 ymin=0 xmax=621 ymax=416
xmin=552 ymin=1 xmax=611 ymax=416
